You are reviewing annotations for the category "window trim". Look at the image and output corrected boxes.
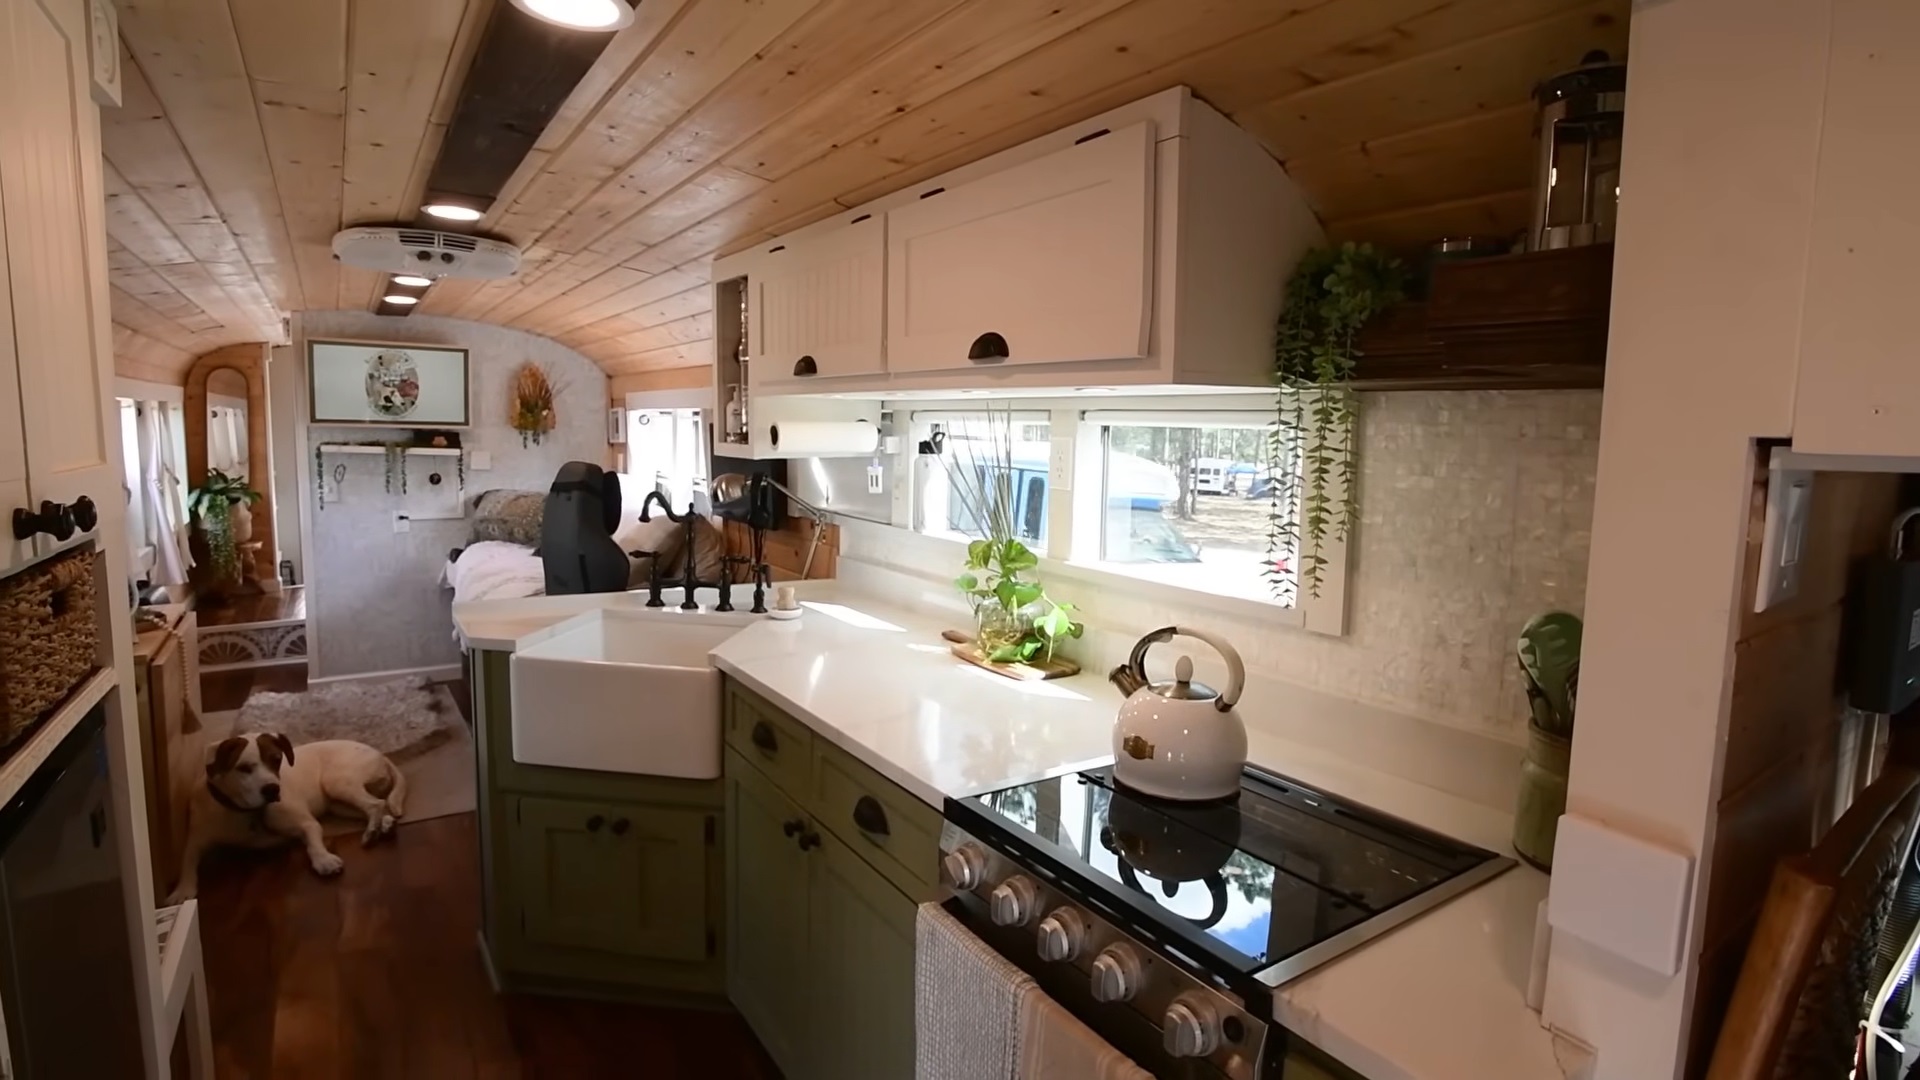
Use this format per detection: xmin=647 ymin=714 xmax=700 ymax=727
xmin=898 ymin=397 xmax=1349 ymax=637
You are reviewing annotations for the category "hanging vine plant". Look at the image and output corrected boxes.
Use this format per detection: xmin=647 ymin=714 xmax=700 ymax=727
xmin=1269 ymin=242 xmax=1405 ymax=601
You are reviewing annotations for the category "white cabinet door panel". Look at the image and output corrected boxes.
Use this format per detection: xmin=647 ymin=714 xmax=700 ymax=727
xmin=0 ymin=0 xmax=113 ymax=553
xmin=0 ymin=165 xmax=27 ymax=576
xmin=753 ymin=214 xmax=886 ymax=382
xmin=886 ymin=121 xmax=1154 ymax=373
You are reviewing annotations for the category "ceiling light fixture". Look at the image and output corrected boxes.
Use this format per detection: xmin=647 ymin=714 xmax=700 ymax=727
xmin=509 ymin=0 xmax=634 ymax=31
xmin=392 ymin=275 xmax=434 ymax=288
xmin=382 ymin=294 xmax=420 ymax=306
xmin=422 ymin=202 xmax=484 ymax=222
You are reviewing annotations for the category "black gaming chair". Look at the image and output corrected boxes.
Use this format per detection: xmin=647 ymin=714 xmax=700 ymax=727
xmin=540 ymin=461 xmax=629 ymax=595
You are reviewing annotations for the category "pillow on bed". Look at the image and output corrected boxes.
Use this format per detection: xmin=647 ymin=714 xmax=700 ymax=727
xmin=470 ymin=489 xmax=546 ymax=546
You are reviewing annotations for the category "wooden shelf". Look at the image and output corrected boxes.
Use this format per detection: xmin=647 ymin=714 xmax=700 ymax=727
xmin=318 ymin=443 xmax=462 ymax=457
xmin=1350 ymin=245 xmax=1614 ymax=392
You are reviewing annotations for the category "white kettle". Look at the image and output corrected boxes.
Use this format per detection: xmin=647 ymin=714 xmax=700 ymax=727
xmin=1109 ymin=626 xmax=1247 ymax=802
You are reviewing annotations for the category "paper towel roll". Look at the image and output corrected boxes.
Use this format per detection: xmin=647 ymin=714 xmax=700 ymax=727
xmin=768 ymin=420 xmax=879 ymax=455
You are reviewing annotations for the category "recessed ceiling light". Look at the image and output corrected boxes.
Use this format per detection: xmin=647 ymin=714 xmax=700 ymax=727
xmin=383 ymin=294 xmax=420 ymax=306
xmin=392 ymin=275 xmax=434 ymax=288
xmin=422 ymin=202 xmax=484 ymax=222
xmin=509 ymin=0 xmax=634 ymax=31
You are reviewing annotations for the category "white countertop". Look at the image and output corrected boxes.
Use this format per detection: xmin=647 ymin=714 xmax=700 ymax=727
xmin=453 ymin=582 xmax=1593 ymax=1080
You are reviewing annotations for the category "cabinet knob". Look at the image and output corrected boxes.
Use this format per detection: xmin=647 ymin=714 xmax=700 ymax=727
xmin=782 ymin=818 xmax=805 ymax=838
xmin=586 ymin=815 xmax=606 ymax=833
xmin=70 ymin=496 xmax=97 ymax=533
xmin=611 ymin=818 xmax=630 ymax=836
xmin=12 ymin=501 xmax=75 ymax=542
xmin=797 ymin=830 xmax=822 ymax=852
xmin=749 ymin=720 xmax=779 ymax=755
xmin=792 ymin=355 xmax=818 ymax=377
xmin=852 ymin=795 xmax=890 ymax=837
xmin=967 ymin=332 xmax=1010 ymax=363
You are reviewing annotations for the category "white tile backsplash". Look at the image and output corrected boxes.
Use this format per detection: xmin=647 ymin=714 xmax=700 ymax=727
xmin=838 ymin=389 xmax=1602 ymax=745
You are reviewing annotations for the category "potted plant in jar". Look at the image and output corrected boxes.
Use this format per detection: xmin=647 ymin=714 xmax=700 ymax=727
xmin=1513 ymin=610 xmax=1582 ymax=870
xmin=942 ymin=408 xmax=1083 ymax=673
xmin=188 ymin=469 xmax=263 ymax=591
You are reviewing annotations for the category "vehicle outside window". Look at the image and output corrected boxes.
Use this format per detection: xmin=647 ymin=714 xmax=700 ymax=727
xmin=1093 ymin=417 xmax=1296 ymax=604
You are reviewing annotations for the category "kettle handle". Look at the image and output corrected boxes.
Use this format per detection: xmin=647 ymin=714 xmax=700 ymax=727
xmin=1125 ymin=626 xmax=1246 ymax=712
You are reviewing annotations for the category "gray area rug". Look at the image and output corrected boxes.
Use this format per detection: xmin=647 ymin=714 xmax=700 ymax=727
xmin=237 ymin=675 xmax=459 ymax=760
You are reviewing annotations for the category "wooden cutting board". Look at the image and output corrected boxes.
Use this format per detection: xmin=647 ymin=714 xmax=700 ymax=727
xmin=948 ymin=641 xmax=1081 ymax=681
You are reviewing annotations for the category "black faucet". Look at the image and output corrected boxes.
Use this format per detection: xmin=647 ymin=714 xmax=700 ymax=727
xmin=636 ymin=491 xmax=734 ymax=612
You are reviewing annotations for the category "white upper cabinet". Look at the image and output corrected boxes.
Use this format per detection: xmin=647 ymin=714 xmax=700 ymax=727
xmin=1790 ymin=0 xmax=1920 ymax=457
xmin=884 ymin=122 xmax=1154 ymax=374
xmin=0 ymin=0 xmax=117 ymax=557
xmin=753 ymin=212 xmax=887 ymax=383
xmin=717 ymin=87 xmax=1324 ymax=402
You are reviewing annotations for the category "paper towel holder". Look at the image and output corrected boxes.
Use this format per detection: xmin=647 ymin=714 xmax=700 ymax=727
xmin=792 ymin=355 xmax=818 ymax=377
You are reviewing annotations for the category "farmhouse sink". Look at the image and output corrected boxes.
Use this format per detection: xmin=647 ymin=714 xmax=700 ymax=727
xmin=509 ymin=609 xmax=748 ymax=779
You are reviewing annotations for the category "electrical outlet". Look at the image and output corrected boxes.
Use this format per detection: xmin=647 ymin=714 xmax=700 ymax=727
xmin=392 ymin=513 xmax=410 ymax=534
xmin=867 ymin=462 xmax=884 ymax=495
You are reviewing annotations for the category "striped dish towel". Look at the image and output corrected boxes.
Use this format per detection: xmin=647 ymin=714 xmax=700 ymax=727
xmin=915 ymin=902 xmax=1034 ymax=1080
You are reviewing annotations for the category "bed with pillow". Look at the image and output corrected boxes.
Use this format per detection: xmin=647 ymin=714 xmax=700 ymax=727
xmin=442 ymin=477 xmax=726 ymax=604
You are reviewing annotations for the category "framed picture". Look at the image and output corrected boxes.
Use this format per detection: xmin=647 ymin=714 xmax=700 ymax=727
xmin=607 ymin=407 xmax=627 ymax=444
xmin=308 ymin=339 xmax=470 ymax=427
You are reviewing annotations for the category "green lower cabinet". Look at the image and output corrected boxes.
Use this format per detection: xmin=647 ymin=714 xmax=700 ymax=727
xmin=509 ymin=793 xmax=714 ymax=963
xmin=725 ymin=751 xmax=812 ymax=1074
xmin=808 ymin=825 xmax=918 ymax=1080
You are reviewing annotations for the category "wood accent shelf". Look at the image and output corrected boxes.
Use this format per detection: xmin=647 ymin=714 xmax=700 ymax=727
xmin=1351 ymin=245 xmax=1615 ymax=391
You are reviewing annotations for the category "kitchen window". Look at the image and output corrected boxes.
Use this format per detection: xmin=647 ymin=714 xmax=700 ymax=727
xmin=626 ymin=407 xmax=708 ymax=506
xmin=912 ymin=411 xmax=1052 ymax=554
xmin=1081 ymin=412 xmax=1299 ymax=607
xmin=900 ymin=401 xmax=1342 ymax=633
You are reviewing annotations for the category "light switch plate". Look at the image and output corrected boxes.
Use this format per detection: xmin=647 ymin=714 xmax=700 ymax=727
xmin=1547 ymin=814 xmax=1693 ymax=977
xmin=470 ymin=450 xmax=492 ymax=472
xmin=1050 ymin=435 xmax=1075 ymax=491
xmin=1755 ymin=447 xmax=1814 ymax=613
xmin=392 ymin=513 xmax=410 ymax=534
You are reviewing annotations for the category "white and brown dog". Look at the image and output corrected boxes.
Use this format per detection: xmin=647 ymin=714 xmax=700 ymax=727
xmin=165 ymin=731 xmax=407 ymax=904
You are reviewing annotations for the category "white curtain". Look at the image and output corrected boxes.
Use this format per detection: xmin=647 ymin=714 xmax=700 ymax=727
xmin=140 ymin=402 xmax=192 ymax=585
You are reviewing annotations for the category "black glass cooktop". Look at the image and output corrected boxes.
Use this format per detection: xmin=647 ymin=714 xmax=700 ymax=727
xmin=947 ymin=765 xmax=1511 ymax=987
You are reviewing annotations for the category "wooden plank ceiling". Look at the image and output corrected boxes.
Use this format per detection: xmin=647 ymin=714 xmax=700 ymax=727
xmin=103 ymin=0 xmax=1628 ymax=386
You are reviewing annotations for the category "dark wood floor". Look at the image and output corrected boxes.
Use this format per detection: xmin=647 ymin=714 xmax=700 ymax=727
xmin=201 ymin=664 xmax=310 ymax=713
xmin=198 ymin=586 xmax=307 ymax=629
xmin=192 ymin=670 xmax=780 ymax=1078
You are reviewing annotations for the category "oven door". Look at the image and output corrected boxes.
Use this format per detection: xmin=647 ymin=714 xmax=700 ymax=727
xmin=940 ymin=826 xmax=1276 ymax=1080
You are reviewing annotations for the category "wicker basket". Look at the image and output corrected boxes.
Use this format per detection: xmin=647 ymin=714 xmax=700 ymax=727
xmin=0 ymin=548 xmax=100 ymax=747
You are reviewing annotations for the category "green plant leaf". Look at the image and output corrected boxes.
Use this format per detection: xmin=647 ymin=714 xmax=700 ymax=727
xmin=954 ymin=573 xmax=978 ymax=594
xmin=993 ymin=579 xmax=1018 ymax=610
xmin=1517 ymin=612 xmax=1583 ymax=731
xmin=987 ymin=643 xmax=1025 ymax=663
xmin=1009 ymin=583 xmax=1043 ymax=609
xmin=966 ymin=540 xmax=992 ymax=570
xmin=1001 ymin=540 xmax=1038 ymax=572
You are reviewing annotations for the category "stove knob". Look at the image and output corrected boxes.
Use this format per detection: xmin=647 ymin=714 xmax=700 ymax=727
xmin=1034 ymin=908 xmax=1086 ymax=962
xmin=941 ymin=844 xmax=986 ymax=891
xmin=1090 ymin=944 xmax=1143 ymax=1003
xmin=987 ymin=875 xmax=1037 ymax=927
xmin=1163 ymin=997 xmax=1221 ymax=1058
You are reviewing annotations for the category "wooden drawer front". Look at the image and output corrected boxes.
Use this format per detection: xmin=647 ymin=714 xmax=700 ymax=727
xmin=812 ymin=740 xmax=940 ymax=895
xmin=724 ymin=681 xmax=812 ymax=794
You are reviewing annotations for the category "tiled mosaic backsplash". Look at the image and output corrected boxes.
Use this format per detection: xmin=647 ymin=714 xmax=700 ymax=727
xmin=840 ymin=390 xmax=1602 ymax=744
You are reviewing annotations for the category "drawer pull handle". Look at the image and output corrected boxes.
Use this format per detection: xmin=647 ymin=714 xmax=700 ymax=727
xmin=586 ymin=815 xmax=606 ymax=833
xmin=71 ymin=496 xmax=97 ymax=532
xmin=611 ymin=818 xmax=630 ymax=836
xmin=783 ymin=818 xmax=805 ymax=838
xmin=797 ymin=830 xmax=822 ymax=852
xmin=792 ymin=355 xmax=818 ymax=377
xmin=13 ymin=501 xmax=75 ymax=542
xmin=750 ymin=720 xmax=779 ymax=755
xmin=967 ymin=332 xmax=1009 ymax=363
xmin=853 ymin=795 xmax=890 ymax=837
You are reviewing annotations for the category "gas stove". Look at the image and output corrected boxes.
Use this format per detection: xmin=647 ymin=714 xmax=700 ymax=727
xmin=938 ymin=764 xmax=1512 ymax=1077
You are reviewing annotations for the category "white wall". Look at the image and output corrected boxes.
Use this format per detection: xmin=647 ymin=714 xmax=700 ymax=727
xmin=1541 ymin=1 xmax=1835 ymax=1074
xmin=290 ymin=313 xmax=609 ymax=679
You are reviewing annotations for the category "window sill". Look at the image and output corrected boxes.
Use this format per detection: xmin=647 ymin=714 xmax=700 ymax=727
xmin=894 ymin=526 xmax=1341 ymax=636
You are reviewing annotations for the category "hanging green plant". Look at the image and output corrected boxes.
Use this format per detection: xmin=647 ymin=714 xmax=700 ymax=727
xmin=1269 ymin=242 xmax=1405 ymax=600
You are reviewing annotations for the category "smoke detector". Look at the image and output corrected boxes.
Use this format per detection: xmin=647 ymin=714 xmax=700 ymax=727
xmin=330 ymin=227 xmax=522 ymax=280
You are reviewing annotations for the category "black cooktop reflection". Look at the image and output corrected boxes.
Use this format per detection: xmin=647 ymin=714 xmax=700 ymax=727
xmin=951 ymin=766 xmax=1499 ymax=979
